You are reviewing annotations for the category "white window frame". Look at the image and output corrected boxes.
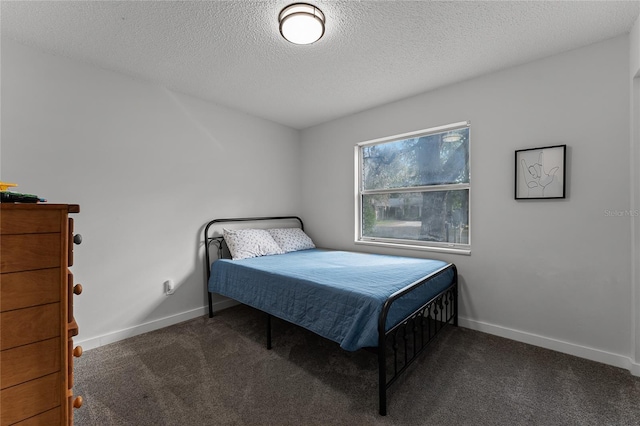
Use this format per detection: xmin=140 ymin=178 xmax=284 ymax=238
xmin=354 ymin=121 xmax=471 ymax=255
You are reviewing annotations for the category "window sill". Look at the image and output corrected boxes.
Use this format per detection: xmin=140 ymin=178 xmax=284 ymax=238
xmin=355 ymin=239 xmax=471 ymax=256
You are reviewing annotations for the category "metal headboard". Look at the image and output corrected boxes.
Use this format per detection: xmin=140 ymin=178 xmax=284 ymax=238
xmin=204 ymin=216 xmax=304 ymax=282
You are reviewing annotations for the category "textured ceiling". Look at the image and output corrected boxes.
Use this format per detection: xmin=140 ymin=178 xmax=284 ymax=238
xmin=2 ymin=1 xmax=639 ymax=129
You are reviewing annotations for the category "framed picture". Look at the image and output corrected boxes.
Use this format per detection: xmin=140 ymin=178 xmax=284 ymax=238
xmin=515 ymin=144 xmax=566 ymax=199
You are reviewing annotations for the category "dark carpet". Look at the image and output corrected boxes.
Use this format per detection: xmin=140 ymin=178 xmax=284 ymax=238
xmin=74 ymin=304 xmax=640 ymax=425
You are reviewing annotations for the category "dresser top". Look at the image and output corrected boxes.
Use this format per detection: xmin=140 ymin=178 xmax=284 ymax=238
xmin=0 ymin=203 xmax=79 ymax=213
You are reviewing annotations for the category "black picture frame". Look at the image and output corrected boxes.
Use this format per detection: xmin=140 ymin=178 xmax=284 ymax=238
xmin=515 ymin=144 xmax=566 ymax=199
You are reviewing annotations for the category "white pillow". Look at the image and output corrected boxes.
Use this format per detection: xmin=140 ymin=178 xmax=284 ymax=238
xmin=267 ymin=228 xmax=315 ymax=253
xmin=223 ymin=228 xmax=285 ymax=260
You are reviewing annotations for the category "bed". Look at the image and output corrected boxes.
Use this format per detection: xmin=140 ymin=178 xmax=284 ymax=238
xmin=204 ymin=216 xmax=458 ymax=416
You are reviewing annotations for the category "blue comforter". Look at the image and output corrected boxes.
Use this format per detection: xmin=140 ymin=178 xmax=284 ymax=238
xmin=208 ymin=249 xmax=454 ymax=351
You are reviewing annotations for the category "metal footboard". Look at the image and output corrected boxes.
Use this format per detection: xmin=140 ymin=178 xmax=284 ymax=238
xmin=377 ymin=264 xmax=458 ymax=415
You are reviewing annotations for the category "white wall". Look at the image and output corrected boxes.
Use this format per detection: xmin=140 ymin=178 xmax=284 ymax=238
xmin=301 ymin=36 xmax=635 ymax=371
xmin=0 ymin=39 xmax=301 ymax=349
xmin=2 ymin=32 xmax=638 ymax=373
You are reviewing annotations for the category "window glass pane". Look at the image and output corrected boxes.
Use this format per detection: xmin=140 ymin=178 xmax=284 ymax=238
xmin=362 ymin=190 xmax=469 ymax=244
xmin=362 ymin=128 xmax=469 ymax=190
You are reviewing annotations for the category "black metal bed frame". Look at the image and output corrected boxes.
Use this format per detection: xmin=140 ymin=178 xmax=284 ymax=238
xmin=204 ymin=216 xmax=458 ymax=416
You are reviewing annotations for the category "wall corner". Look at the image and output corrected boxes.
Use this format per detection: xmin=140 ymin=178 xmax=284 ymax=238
xmin=631 ymin=12 xmax=640 ymax=368
xmin=632 ymin=14 xmax=640 ymax=77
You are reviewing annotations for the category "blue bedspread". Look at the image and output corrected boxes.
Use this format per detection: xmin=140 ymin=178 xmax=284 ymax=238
xmin=208 ymin=249 xmax=455 ymax=351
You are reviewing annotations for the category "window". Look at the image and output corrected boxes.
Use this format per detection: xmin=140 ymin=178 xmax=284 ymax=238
xmin=355 ymin=121 xmax=470 ymax=254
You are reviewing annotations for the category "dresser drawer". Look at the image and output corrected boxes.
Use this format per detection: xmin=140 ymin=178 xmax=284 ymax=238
xmin=0 ymin=372 xmax=61 ymax=426
xmin=0 ymin=303 xmax=60 ymax=350
xmin=68 ymin=217 xmax=75 ymax=267
xmin=0 ymin=209 xmax=60 ymax=235
xmin=11 ymin=407 xmax=61 ymax=426
xmin=0 ymin=269 xmax=61 ymax=312
xmin=0 ymin=234 xmax=61 ymax=273
xmin=1 ymin=337 xmax=61 ymax=390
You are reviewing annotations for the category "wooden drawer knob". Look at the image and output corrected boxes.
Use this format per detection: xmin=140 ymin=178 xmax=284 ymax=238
xmin=73 ymin=284 xmax=83 ymax=295
xmin=73 ymin=396 xmax=83 ymax=409
xmin=73 ymin=234 xmax=82 ymax=245
xmin=73 ymin=345 xmax=83 ymax=357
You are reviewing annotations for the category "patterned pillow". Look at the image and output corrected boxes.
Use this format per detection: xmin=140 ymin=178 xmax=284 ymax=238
xmin=267 ymin=228 xmax=315 ymax=253
xmin=223 ymin=228 xmax=285 ymax=260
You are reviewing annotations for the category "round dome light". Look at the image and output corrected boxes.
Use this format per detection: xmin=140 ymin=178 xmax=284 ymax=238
xmin=279 ymin=3 xmax=325 ymax=45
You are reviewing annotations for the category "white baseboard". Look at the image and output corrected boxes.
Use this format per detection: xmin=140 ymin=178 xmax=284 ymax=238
xmin=75 ymin=304 xmax=640 ymax=378
xmin=459 ymin=316 xmax=639 ymax=377
xmin=76 ymin=299 xmax=239 ymax=351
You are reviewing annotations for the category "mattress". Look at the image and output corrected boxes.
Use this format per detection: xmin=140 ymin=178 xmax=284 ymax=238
xmin=208 ymin=248 xmax=454 ymax=351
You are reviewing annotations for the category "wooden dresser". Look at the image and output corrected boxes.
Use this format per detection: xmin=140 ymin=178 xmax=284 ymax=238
xmin=0 ymin=204 xmax=83 ymax=425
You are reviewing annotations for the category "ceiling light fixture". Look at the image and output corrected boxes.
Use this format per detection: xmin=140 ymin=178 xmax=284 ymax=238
xmin=279 ymin=3 xmax=325 ymax=45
